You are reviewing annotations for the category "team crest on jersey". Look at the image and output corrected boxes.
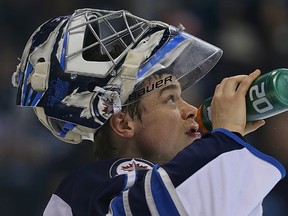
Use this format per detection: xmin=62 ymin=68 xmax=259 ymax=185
xmin=109 ymin=158 xmax=154 ymax=177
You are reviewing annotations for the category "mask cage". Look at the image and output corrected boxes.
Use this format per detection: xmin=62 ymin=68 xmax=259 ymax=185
xmin=64 ymin=9 xmax=152 ymax=77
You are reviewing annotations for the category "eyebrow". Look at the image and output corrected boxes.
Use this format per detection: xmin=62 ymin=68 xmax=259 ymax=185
xmin=159 ymin=82 xmax=181 ymax=96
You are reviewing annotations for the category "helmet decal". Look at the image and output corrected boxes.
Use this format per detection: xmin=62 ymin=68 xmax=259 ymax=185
xmin=91 ymin=87 xmax=121 ymax=125
xmin=22 ymin=62 xmax=33 ymax=105
xmin=48 ymin=78 xmax=70 ymax=107
xmin=14 ymin=16 xmax=69 ymax=107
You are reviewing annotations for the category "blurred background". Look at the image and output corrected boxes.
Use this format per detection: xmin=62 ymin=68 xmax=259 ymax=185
xmin=1 ymin=0 xmax=288 ymax=215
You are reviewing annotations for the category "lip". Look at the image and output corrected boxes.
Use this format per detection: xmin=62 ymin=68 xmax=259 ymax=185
xmin=185 ymin=124 xmax=201 ymax=139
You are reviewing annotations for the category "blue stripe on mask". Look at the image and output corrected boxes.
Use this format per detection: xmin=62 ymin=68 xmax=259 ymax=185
xmin=137 ymin=34 xmax=187 ymax=79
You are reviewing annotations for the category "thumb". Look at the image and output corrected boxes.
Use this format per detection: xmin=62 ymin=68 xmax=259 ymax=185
xmin=243 ymin=120 xmax=265 ymax=136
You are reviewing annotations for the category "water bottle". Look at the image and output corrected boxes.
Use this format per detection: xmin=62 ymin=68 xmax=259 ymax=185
xmin=196 ymin=68 xmax=288 ymax=133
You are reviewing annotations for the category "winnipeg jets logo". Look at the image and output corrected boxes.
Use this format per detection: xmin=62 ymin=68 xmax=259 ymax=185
xmin=109 ymin=158 xmax=154 ymax=177
xmin=101 ymin=94 xmax=114 ymax=114
xmin=61 ymin=87 xmax=121 ymax=125
xmin=121 ymin=160 xmax=149 ymax=172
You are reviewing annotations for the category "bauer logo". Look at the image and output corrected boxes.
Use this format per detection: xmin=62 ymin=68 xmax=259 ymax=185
xmin=128 ymin=75 xmax=173 ymax=102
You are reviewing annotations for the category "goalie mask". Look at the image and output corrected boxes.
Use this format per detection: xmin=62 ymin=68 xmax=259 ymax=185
xmin=12 ymin=8 xmax=223 ymax=144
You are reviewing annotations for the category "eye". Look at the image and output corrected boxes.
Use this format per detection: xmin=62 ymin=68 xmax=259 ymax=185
xmin=167 ymin=95 xmax=175 ymax=103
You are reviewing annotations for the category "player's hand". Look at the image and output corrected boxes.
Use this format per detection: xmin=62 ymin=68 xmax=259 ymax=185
xmin=210 ymin=69 xmax=265 ymax=136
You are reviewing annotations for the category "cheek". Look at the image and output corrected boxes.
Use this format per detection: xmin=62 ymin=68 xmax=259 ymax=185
xmin=142 ymin=110 xmax=181 ymax=134
xmin=139 ymin=111 xmax=182 ymax=146
xmin=134 ymin=110 xmax=189 ymax=163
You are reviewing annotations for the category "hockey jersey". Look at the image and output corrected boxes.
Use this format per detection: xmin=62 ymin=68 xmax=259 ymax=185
xmin=43 ymin=128 xmax=286 ymax=216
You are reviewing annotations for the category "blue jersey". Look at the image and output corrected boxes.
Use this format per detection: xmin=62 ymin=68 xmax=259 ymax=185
xmin=43 ymin=129 xmax=286 ymax=216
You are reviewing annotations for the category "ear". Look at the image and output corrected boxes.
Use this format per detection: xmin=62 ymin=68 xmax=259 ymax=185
xmin=109 ymin=112 xmax=135 ymax=138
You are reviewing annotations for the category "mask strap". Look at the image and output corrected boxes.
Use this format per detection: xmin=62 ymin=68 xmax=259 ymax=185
xmin=120 ymin=30 xmax=165 ymax=103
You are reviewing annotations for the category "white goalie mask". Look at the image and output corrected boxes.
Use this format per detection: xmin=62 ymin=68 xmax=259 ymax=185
xmin=12 ymin=8 xmax=223 ymax=144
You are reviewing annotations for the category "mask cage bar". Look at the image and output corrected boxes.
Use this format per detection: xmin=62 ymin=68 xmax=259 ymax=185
xmin=65 ymin=9 xmax=151 ymax=73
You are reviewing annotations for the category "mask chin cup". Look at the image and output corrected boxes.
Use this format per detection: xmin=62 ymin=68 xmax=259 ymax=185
xmin=34 ymin=107 xmax=95 ymax=144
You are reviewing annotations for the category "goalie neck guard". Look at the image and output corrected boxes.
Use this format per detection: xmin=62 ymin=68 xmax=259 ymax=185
xmin=12 ymin=8 xmax=223 ymax=144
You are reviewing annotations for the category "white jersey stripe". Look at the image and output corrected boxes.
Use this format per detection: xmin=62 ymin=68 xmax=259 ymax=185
xmin=124 ymin=170 xmax=136 ymax=190
xmin=123 ymin=190 xmax=133 ymax=216
xmin=43 ymin=194 xmax=73 ymax=216
xmin=144 ymin=169 xmax=160 ymax=216
xmin=157 ymin=167 xmax=188 ymax=216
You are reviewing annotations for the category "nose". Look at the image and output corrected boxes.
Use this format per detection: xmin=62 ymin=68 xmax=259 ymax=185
xmin=180 ymin=99 xmax=198 ymax=120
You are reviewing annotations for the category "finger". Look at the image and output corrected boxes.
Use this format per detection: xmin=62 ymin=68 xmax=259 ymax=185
xmin=243 ymin=119 xmax=265 ymax=136
xmin=214 ymin=75 xmax=247 ymax=96
xmin=213 ymin=82 xmax=224 ymax=98
xmin=214 ymin=77 xmax=227 ymax=95
xmin=222 ymin=75 xmax=248 ymax=93
xmin=236 ymin=69 xmax=261 ymax=95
